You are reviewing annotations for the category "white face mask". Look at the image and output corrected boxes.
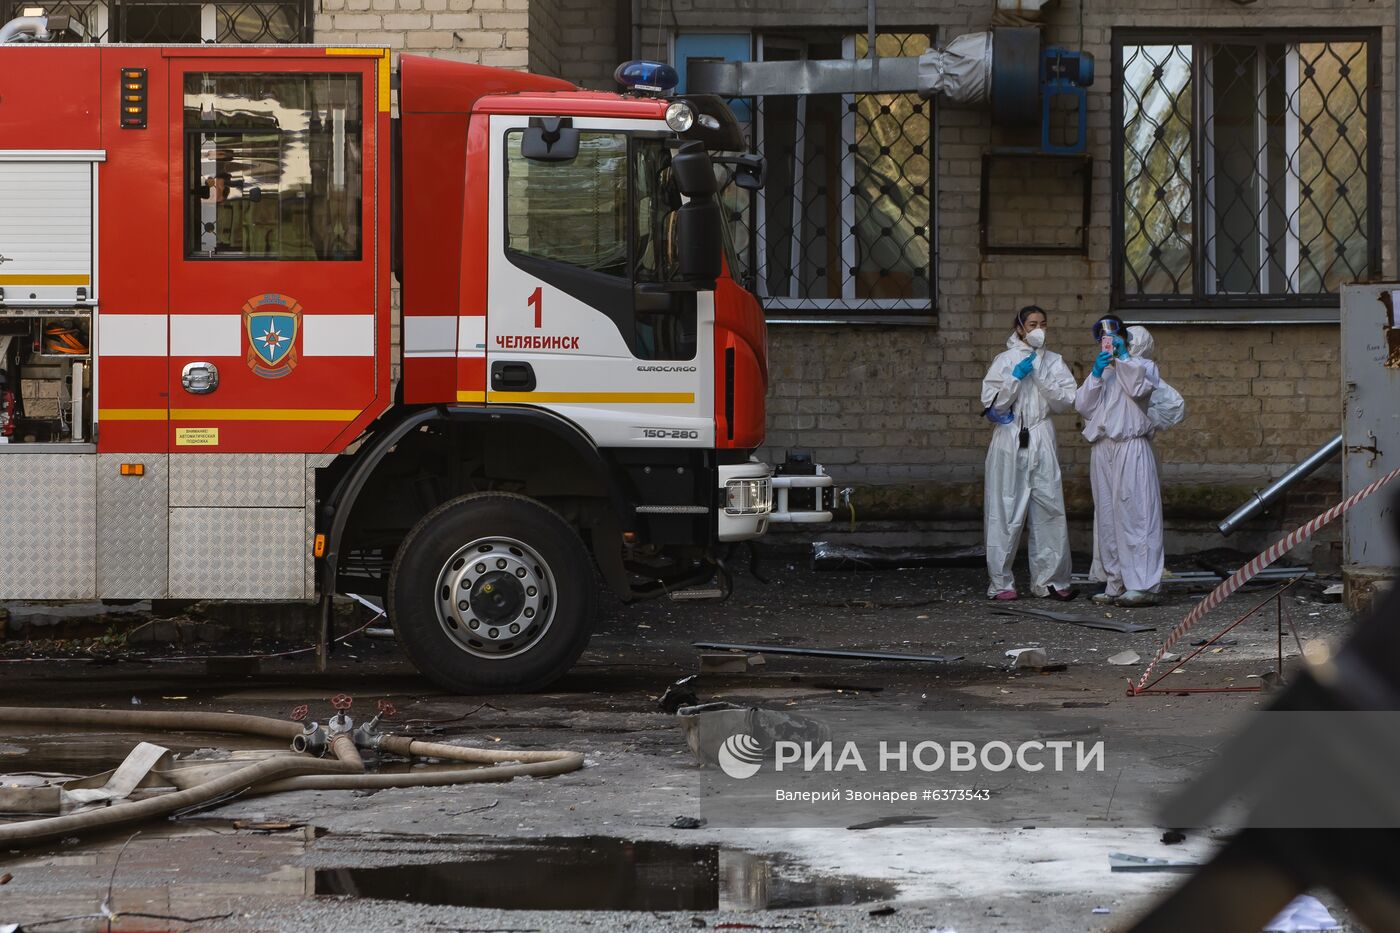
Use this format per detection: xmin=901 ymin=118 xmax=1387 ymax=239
xmin=1025 ymin=327 xmax=1047 ymax=349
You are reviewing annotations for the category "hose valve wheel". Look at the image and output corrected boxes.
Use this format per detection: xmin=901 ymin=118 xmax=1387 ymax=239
xmin=290 ymin=704 xmax=309 ymax=722
xmin=330 ymin=693 xmax=354 ymax=712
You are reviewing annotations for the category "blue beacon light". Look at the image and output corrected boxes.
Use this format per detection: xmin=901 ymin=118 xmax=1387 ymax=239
xmin=614 ymin=60 xmax=679 ymax=96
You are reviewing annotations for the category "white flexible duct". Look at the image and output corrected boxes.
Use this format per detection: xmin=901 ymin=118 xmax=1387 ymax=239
xmin=917 ymin=32 xmax=993 ymax=106
xmin=0 ymin=16 xmax=50 ymax=42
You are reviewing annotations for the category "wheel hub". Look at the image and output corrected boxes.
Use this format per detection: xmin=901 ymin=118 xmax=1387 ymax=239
xmin=434 ymin=537 xmax=555 ymax=660
xmin=472 ymin=571 xmax=524 ymax=623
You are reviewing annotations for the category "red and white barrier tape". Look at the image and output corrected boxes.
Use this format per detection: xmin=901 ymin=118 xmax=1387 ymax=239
xmin=1131 ymin=463 xmax=1400 ymax=694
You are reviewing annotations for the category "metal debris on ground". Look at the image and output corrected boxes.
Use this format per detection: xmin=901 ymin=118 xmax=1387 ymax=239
xmin=676 ymin=702 xmax=831 ymax=769
xmin=1108 ymin=852 xmax=1202 ymax=872
xmin=692 ymin=641 xmax=962 ymax=663
xmin=1161 ymin=830 xmax=1186 ymax=845
xmin=1106 ymin=650 xmax=1141 ymax=666
xmin=1072 ymin=566 xmax=1312 ymax=589
xmin=670 ymin=816 xmax=706 ymax=829
xmin=812 ymin=541 xmax=985 ymax=571
xmin=658 ymin=675 xmax=700 ymax=714
xmin=992 ymin=606 xmax=1156 ymax=633
xmin=1005 ymin=647 xmax=1049 ymax=670
xmin=698 ymin=652 xmax=765 ymax=674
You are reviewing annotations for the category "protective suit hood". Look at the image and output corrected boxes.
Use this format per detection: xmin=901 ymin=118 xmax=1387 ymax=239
xmin=1006 ymin=332 xmax=1032 ymax=352
xmin=1127 ymin=325 xmax=1155 ymax=360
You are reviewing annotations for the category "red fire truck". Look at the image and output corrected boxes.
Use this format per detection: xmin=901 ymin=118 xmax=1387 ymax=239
xmin=0 ymin=24 xmax=834 ymax=692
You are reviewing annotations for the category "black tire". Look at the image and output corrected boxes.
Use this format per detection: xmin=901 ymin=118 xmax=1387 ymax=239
xmin=387 ymin=492 xmax=597 ymax=693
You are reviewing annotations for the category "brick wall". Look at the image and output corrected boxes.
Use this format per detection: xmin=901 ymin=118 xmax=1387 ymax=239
xmin=313 ymin=0 xmax=532 ymax=67
xmin=529 ymin=0 xmax=562 ymax=76
xmin=554 ymin=0 xmax=619 ymax=89
xmin=599 ymin=0 xmax=1396 ymax=556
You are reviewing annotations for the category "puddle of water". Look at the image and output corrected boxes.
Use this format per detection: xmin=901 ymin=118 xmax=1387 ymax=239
xmin=315 ymin=836 xmax=895 ymax=911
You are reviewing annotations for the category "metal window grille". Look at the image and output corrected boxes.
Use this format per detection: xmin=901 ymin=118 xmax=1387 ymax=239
xmin=737 ymin=31 xmax=934 ymax=322
xmin=1114 ymin=30 xmax=1379 ymax=309
xmin=8 ymin=0 xmax=311 ymax=43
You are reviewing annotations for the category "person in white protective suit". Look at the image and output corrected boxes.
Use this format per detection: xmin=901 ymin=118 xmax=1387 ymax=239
xmin=1089 ymin=326 xmax=1185 ymax=585
xmin=980 ymin=305 xmax=1079 ymax=601
xmin=1075 ymin=316 xmax=1166 ymax=607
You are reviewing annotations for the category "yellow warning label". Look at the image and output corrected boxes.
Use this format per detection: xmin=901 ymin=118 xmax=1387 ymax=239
xmin=175 ymin=427 xmax=219 ymax=447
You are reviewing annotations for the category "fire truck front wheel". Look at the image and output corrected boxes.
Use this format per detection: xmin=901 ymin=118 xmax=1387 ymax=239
xmin=388 ymin=493 xmax=598 ymax=693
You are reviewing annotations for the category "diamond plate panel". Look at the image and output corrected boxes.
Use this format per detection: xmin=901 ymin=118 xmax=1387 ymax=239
xmin=0 ymin=454 xmax=96 ymax=599
xmin=169 ymin=508 xmax=304 ymax=599
xmin=97 ymin=455 xmax=169 ymax=599
xmin=170 ymin=454 xmax=304 ymax=507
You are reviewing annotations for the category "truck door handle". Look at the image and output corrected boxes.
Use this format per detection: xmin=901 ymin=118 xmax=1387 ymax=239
xmin=491 ymin=361 xmax=536 ymax=392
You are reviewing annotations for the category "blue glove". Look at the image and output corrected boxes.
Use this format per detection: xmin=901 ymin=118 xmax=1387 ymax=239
xmin=1091 ymin=350 xmax=1113 ymax=378
xmin=1113 ymin=335 xmax=1129 ymax=359
xmin=1012 ymin=353 xmax=1035 ymax=380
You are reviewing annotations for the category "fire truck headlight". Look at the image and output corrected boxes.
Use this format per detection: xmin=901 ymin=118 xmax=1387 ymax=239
xmin=665 ymin=101 xmax=696 ymax=133
xmin=725 ymin=478 xmax=772 ymax=515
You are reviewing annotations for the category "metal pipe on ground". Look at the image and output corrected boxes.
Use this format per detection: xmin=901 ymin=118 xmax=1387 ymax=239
xmin=1218 ymin=434 xmax=1343 ymax=536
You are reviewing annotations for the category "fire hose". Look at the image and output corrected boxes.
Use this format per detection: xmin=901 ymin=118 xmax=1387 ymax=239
xmin=0 ymin=705 xmax=584 ymax=848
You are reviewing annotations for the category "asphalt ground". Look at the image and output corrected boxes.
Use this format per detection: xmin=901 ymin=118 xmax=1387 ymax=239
xmin=0 ymin=563 xmax=1363 ymax=932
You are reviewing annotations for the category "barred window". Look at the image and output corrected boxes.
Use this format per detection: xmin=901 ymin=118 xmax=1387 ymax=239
xmin=1114 ymin=30 xmax=1379 ymax=313
xmin=690 ymin=31 xmax=935 ymax=323
xmin=8 ymin=0 xmax=311 ymax=43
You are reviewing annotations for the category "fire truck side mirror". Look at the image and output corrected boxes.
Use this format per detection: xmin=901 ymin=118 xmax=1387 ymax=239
xmin=670 ymin=142 xmax=717 ymax=198
xmin=675 ymin=200 xmax=721 ymax=287
xmin=521 ymin=117 xmax=580 ymax=163
xmin=718 ymin=154 xmax=765 ymax=192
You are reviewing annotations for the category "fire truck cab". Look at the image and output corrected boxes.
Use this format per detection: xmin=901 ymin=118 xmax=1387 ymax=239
xmin=0 ymin=31 xmax=833 ymax=692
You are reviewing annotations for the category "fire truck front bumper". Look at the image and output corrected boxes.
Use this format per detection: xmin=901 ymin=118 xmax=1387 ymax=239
xmin=716 ymin=457 xmax=836 ymax=542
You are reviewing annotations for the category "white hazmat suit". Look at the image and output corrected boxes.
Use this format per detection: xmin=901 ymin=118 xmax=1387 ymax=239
xmin=1075 ymin=336 xmax=1165 ymax=598
xmin=981 ymin=333 xmax=1078 ymax=597
xmin=1089 ymin=326 xmax=1184 ymax=583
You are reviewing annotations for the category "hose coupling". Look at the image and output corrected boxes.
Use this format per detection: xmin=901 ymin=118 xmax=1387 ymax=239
xmin=351 ymin=721 xmax=384 ymax=750
xmin=291 ymin=722 xmax=328 ymax=756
